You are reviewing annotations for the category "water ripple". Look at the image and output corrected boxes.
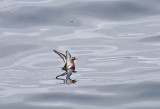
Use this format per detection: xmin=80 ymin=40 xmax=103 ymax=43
xmin=0 ymin=0 xmax=160 ymax=109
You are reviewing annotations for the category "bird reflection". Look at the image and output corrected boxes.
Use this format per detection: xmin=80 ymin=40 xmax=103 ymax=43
xmin=56 ymin=69 xmax=77 ymax=84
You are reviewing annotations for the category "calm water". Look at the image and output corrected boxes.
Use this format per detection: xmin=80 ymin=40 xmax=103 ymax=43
xmin=0 ymin=0 xmax=160 ymax=109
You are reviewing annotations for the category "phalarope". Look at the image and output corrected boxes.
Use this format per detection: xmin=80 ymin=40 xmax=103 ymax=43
xmin=53 ymin=50 xmax=77 ymax=71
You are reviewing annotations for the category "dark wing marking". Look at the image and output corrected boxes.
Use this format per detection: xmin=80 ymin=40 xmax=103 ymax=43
xmin=53 ymin=50 xmax=66 ymax=63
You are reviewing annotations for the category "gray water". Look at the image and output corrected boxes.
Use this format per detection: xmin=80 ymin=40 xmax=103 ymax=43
xmin=0 ymin=0 xmax=160 ymax=109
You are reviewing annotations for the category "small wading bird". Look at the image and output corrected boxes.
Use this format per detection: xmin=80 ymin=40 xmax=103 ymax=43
xmin=53 ymin=50 xmax=77 ymax=71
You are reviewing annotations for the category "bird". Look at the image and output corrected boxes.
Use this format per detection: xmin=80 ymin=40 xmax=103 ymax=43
xmin=53 ymin=50 xmax=77 ymax=71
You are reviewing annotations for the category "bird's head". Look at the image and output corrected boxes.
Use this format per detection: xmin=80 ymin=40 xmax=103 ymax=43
xmin=72 ymin=57 xmax=77 ymax=60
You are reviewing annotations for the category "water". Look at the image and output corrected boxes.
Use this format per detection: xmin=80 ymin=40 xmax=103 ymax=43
xmin=0 ymin=0 xmax=160 ymax=109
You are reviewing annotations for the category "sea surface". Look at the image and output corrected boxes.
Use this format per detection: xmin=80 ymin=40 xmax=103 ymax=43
xmin=0 ymin=0 xmax=160 ymax=109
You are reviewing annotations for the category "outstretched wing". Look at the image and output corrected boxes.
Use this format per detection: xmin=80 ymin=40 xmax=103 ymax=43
xmin=53 ymin=50 xmax=66 ymax=63
xmin=66 ymin=50 xmax=72 ymax=67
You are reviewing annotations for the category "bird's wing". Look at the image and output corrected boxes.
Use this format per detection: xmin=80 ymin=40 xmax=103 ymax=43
xmin=66 ymin=50 xmax=72 ymax=67
xmin=53 ymin=50 xmax=66 ymax=63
